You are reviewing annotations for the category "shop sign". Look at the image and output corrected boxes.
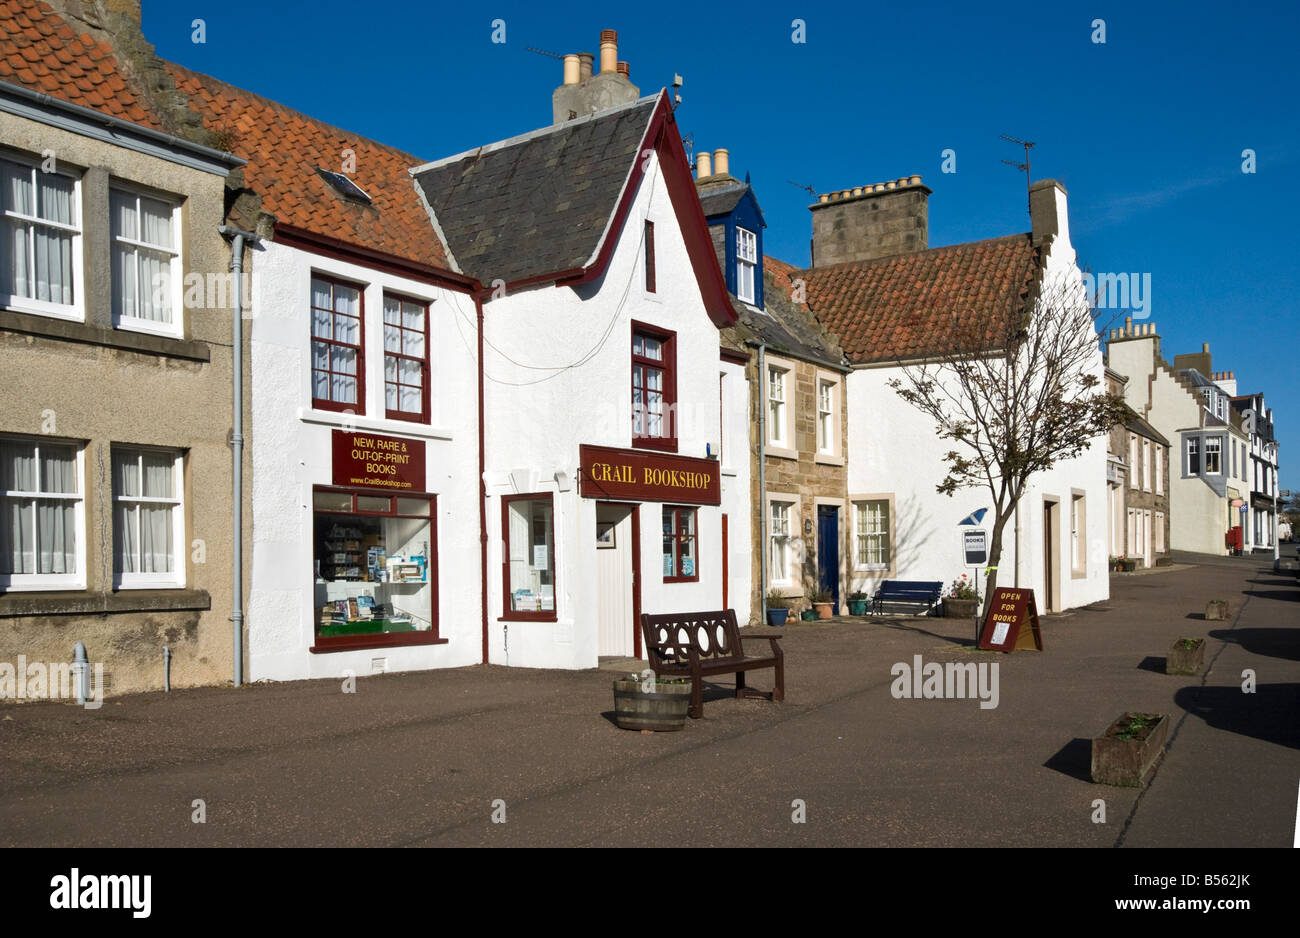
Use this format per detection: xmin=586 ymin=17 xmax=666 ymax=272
xmin=579 ymin=444 xmax=720 ymax=506
xmin=332 ymin=430 xmax=426 ymax=491
xmin=977 ymin=588 xmax=1043 ymax=653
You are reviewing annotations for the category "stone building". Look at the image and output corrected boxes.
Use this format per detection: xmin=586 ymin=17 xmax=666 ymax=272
xmin=0 ymin=0 xmax=247 ymax=695
xmin=1103 ymin=368 xmax=1171 ymax=567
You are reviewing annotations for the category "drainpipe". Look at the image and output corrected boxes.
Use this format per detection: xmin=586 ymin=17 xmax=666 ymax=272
xmin=163 ymin=645 xmax=171 ymax=693
xmin=476 ymin=291 xmax=489 ymax=665
xmin=72 ymin=641 xmax=89 ymax=706
xmin=1272 ymin=445 xmax=1280 ymax=562
xmin=219 ymin=225 xmax=261 ymax=688
xmin=746 ymin=340 xmax=768 ymax=617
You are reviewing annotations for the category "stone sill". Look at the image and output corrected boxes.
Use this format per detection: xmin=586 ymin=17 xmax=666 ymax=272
xmin=0 ymin=589 xmax=212 ymax=618
xmin=814 ymin=452 xmax=845 ymax=467
xmin=1 ymin=308 xmax=212 ymax=362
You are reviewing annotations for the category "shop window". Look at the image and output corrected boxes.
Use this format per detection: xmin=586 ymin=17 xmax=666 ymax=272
xmin=0 ymin=436 xmax=83 ymax=589
xmin=112 ymin=447 xmax=184 ymax=588
xmin=311 ymin=275 xmax=364 ymax=412
xmin=313 ymin=488 xmax=436 ymax=648
xmin=631 ymin=323 xmax=677 ymax=451
xmin=662 ymin=506 xmax=698 ymax=582
xmin=383 ymin=293 xmax=429 ymax=422
xmin=502 ymin=493 xmax=555 ymax=620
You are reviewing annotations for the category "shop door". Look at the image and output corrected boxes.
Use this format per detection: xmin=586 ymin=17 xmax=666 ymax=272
xmin=596 ymin=503 xmax=635 ymax=658
xmin=817 ymin=505 xmax=840 ymax=611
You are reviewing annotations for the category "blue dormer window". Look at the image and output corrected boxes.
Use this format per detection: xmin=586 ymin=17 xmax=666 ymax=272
xmin=736 ymin=227 xmax=757 ymax=303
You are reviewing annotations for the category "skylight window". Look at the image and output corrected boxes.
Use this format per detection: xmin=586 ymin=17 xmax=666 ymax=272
xmin=316 ymin=168 xmax=372 ymax=205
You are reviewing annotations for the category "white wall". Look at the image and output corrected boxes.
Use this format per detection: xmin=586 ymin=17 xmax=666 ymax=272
xmin=479 ymin=151 xmax=737 ymax=668
xmin=247 ymin=240 xmax=482 ymax=682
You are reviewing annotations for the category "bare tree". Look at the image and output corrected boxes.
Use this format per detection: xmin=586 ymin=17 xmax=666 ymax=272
xmin=889 ymin=260 xmax=1127 ymax=622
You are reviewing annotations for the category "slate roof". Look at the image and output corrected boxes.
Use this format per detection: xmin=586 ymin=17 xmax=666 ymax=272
xmin=722 ymin=256 xmax=845 ymax=370
xmin=0 ymin=0 xmax=165 ymax=130
xmin=798 ymin=234 xmax=1041 ymax=364
xmin=167 ymin=63 xmax=451 ymax=270
xmin=410 ymin=98 xmax=657 ymax=285
xmin=1121 ymin=406 xmax=1171 ymax=447
xmin=696 ymin=176 xmax=748 ymax=218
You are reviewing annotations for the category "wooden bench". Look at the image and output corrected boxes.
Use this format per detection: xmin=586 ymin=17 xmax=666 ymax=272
xmin=639 ymin=610 xmax=784 ymax=719
xmin=872 ymin=580 xmax=943 ymax=616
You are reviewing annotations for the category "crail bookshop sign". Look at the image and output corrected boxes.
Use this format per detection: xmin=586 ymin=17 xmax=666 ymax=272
xmin=578 ymin=444 xmax=720 ymax=505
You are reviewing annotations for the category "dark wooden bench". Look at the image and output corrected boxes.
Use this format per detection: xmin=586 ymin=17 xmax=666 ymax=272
xmin=872 ymin=580 xmax=943 ymax=616
xmin=639 ymin=610 xmax=784 ymax=719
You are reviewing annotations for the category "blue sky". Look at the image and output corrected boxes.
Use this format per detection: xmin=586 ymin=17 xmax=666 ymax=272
xmin=148 ymin=1 xmax=1299 ymax=490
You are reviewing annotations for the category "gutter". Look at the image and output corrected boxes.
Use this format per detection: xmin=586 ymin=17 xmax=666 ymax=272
xmin=476 ymin=291 xmax=489 ymax=664
xmin=745 ymin=339 xmax=769 ymax=617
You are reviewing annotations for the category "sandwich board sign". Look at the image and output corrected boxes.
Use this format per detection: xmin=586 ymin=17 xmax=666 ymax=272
xmin=977 ymin=588 xmax=1043 ymax=652
xmin=963 ymin=530 xmax=988 ymax=566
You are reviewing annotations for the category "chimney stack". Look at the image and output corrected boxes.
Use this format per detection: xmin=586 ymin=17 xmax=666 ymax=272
xmin=808 ymin=174 xmax=930 ymax=267
xmin=696 ymin=151 xmax=712 ymax=179
xmin=713 ymin=149 xmax=729 ymax=177
xmin=1172 ymin=345 xmax=1213 ymax=379
xmin=1029 ymin=179 xmax=1070 ymax=248
xmin=552 ymin=29 xmax=640 ymax=124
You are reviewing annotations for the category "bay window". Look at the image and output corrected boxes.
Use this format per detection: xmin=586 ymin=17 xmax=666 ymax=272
xmin=383 ymin=293 xmax=429 ymax=422
xmin=1187 ymin=437 xmax=1200 ymax=475
xmin=502 ymin=494 xmax=555 ymax=620
xmin=0 ymin=436 xmax=83 ymax=589
xmin=112 ymin=447 xmax=184 ymax=587
xmin=1205 ymin=436 xmax=1221 ymax=474
xmin=1 ymin=156 xmax=80 ymax=318
xmin=311 ymin=275 xmax=364 ymax=412
xmin=662 ymin=506 xmax=698 ymax=582
xmin=111 ymin=186 xmax=180 ymax=335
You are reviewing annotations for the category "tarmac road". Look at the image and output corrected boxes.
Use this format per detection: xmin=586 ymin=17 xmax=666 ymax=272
xmin=1 ymin=554 xmax=1296 ymax=847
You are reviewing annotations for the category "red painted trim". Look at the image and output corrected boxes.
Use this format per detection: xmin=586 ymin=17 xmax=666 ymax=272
xmin=381 ymin=291 xmax=432 ymax=424
xmin=275 ymin=224 xmax=480 ymax=292
xmin=722 ymin=512 xmax=729 ymax=609
xmin=632 ymin=505 xmax=642 ymax=659
xmin=310 ymin=632 xmax=448 ymax=653
xmin=630 ymin=319 xmax=678 ymax=453
xmin=644 ymin=220 xmax=656 ymax=293
xmin=662 ymin=505 xmax=700 ymax=583
xmin=720 ymin=347 xmax=749 ymax=365
xmin=500 ymin=492 xmax=558 ymax=623
xmin=310 ymin=273 xmax=366 ymax=415
xmin=477 ymin=294 xmax=488 ymax=663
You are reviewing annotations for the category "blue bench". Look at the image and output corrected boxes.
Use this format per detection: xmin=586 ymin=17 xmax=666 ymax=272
xmin=873 ymin=580 xmax=943 ymax=616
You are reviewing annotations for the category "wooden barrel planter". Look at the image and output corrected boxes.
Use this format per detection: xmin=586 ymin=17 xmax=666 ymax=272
xmin=612 ymin=679 xmax=691 ymax=732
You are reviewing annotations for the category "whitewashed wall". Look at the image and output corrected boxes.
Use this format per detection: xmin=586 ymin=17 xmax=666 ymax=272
xmin=247 ymin=240 xmax=482 ymax=682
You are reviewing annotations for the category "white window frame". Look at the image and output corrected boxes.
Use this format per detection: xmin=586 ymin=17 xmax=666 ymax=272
xmin=768 ymin=497 xmax=798 ymax=586
xmin=1204 ymin=436 xmax=1222 ymax=475
xmin=1154 ymin=511 xmax=1165 ymax=553
xmin=1070 ymin=492 xmax=1086 ymax=576
xmin=1187 ymin=436 xmax=1199 ymax=475
xmin=0 ymin=153 xmax=84 ymax=322
xmin=0 ymin=435 xmax=86 ymax=591
xmin=814 ymin=373 xmax=842 ymax=461
xmin=736 ymin=227 xmax=756 ymax=304
xmin=852 ymin=497 xmax=892 ymax=572
xmin=766 ymin=360 xmax=792 ymax=452
xmin=1142 ymin=439 xmax=1151 ymax=491
xmin=109 ymin=183 xmax=184 ymax=338
xmin=1128 ymin=434 xmax=1139 ymax=489
xmin=1154 ymin=445 xmax=1163 ymax=495
xmin=112 ymin=446 xmax=185 ymax=589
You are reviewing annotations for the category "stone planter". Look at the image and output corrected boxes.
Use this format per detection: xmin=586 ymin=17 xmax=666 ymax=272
xmin=942 ymin=597 xmax=978 ymax=619
xmin=1166 ymin=638 xmax=1206 ymax=676
xmin=1205 ymin=600 xmax=1229 ymax=621
xmin=1091 ymin=712 xmax=1169 ymax=787
xmin=612 ymin=679 xmax=691 ymax=732
xmin=814 ymin=602 xmax=834 ymax=620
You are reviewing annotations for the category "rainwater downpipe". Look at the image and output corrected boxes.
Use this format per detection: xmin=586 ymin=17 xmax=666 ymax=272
xmin=748 ymin=340 xmax=769 ymax=615
xmin=220 ymin=225 xmax=261 ymax=688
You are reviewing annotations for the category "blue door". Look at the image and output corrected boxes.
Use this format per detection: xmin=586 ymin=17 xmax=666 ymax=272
xmin=817 ymin=506 xmax=839 ymax=611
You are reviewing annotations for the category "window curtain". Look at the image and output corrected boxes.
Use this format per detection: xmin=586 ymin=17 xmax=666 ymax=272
xmin=3 ymin=163 xmax=32 ymax=298
xmin=34 ymin=174 xmax=73 ymax=305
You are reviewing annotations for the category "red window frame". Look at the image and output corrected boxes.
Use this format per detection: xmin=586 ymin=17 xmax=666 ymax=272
xmin=382 ymin=292 xmax=431 ymax=423
xmin=662 ymin=505 xmax=699 ymax=583
xmin=631 ymin=320 xmax=677 ymax=452
xmin=500 ymin=492 xmax=557 ymax=623
xmin=308 ymin=486 xmax=442 ymax=653
xmin=644 ymin=220 xmax=656 ymax=293
xmin=311 ymin=274 xmax=366 ymax=414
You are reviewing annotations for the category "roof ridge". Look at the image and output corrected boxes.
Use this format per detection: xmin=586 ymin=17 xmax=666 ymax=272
xmin=797 ymin=231 xmax=1032 ymax=275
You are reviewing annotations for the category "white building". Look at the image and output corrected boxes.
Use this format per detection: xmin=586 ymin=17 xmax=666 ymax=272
xmin=797 ymin=179 xmax=1110 ymax=612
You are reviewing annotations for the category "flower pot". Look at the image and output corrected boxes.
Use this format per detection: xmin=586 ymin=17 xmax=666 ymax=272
xmin=814 ymin=602 xmax=833 ymax=620
xmin=1091 ymin=712 xmax=1169 ymax=787
xmin=942 ymin=597 xmax=978 ymax=619
xmin=1166 ymin=638 xmax=1205 ymax=676
xmin=1118 ymin=560 xmax=1137 ymax=572
xmin=765 ymin=608 xmax=789 ymax=626
xmin=612 ymin=679 xmax=691 ymax=732
xmin=800 ymin=609 xmax=818 ymax=621
xmin=847 ymin=599 xmax=869 ymax=616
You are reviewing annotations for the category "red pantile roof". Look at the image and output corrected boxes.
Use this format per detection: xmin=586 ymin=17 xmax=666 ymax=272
xmin=166 ymin=64 xmax=450 ymax=271
xmin=0 ymin=0 xmax=166 ymax=130
xmin=798 ymin=234 xmax=1041 ymax=364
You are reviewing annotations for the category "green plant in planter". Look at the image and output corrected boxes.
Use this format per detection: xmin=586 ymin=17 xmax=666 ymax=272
xmin=947 ymin=575 xmax=978 ymax=601
xmin=1177 ymin=638 xmax=1201 ymax=651
xmin=809 ymin=587 xmax=833 ymax=604
xmin=765 ymin=590 xmax=790 ymax=609
xmin=847 ymin=590 xmax=870 ymax=616
xmin=1114 ymin=713 xmax=1156 ymax=741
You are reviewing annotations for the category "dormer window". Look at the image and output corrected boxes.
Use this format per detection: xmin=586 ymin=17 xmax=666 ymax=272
xmin=736 ymin=227 xmax=756 ymax=303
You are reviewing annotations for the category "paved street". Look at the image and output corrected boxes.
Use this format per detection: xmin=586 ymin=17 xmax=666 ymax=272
xmin=1 ymin=553 xmax=1297 ymax=847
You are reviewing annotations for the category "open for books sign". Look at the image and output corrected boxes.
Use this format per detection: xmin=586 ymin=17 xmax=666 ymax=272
xmin=977 ymin=588 xmax=1043 ymax=652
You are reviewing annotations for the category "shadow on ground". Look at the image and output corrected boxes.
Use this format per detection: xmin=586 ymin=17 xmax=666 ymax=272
xmin=1174 ymin=683 xmax=1300 ymax=750
xmin=1043 ymin=738 xmax=1093 ymax=782
xmin=1208 ymin=628 xmax=1300 ymax=662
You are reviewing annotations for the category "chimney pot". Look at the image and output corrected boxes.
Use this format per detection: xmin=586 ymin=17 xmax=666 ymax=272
xmin=562 ymin=54 xmax=580 ymax=86
xmin=696 ymin=151 xmax=712 ymax=179
xmin=600 ymin=30 xmax=618 ymax=73
xmin=578 ymin=52 xmax=594 ymax=80
xmin=1202 ymin=343 xmax=1209 ymax=354
xmin=616 ymin=61 xmax=630 ymax=78
xmin=714 ymin=149 xmax=729 ymax=176
xmin=818 ymin=193 xmax=829 ymax=203
xmin=908 ymin=174 xmax=922 ymax=185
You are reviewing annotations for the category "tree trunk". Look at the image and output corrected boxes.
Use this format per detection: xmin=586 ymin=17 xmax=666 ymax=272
xmin=980 ymin=510 xmax=1012 ymax=628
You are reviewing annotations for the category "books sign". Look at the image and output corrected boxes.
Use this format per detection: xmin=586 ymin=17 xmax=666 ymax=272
xmin=332 ymin=430 xmax=426 ymax=491
xmin=977 ymin=588 xmax=1043 ymax=652
xmin=963 ymin=530 xmax=988 ymax=565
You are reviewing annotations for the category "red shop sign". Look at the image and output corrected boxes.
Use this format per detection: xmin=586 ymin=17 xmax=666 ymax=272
xmin=332 ymin=430 xmax=426 ymax=491
xmin=977 ymin=587 xmax=1043 ymax=653
xmin=579 ymin=444 xmax=720 ymax=506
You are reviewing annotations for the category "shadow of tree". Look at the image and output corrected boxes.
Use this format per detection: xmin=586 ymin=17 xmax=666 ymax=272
xmin=1207 ymin=628 xmax=1300 ymax=662
xmin=1174 ymin=683 xmax=1300 ymax=750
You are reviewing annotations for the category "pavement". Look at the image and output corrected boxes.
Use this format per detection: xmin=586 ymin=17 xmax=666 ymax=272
xmin=1 ymin=551 xmax=1297 ymax=847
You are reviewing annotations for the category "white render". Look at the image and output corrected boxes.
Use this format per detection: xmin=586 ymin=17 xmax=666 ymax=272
xmin=246 ymin=240 xmax=483 ymax=682
xmin=479 ymin=150 xmax=749 ymax=669
xmin=843 ymin=191 xmax=1110 ymax=612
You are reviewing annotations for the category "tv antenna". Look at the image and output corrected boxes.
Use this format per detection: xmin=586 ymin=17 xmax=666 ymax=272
xmin=525 ymin=46 xmax=566 ymax=60
xmin=1000 ymin=134 xmax=1035 ymax=213
xmin=787 ymin=179 xmax=817 ymax=197
xmin=671 ymin=73 xmax=684 ymax=110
